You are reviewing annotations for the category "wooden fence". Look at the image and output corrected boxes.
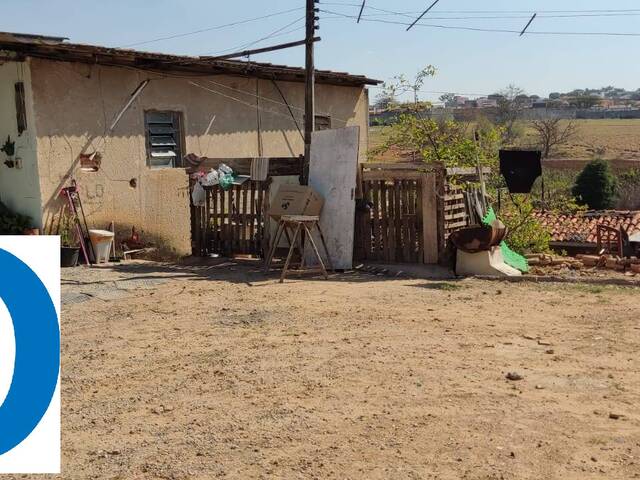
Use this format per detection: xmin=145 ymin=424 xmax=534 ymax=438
xmin=191 ymin=158 xmax=486 ymax=264
xmin=192 ymin=181 xmax=270 ymax=257
xmin=190 ymin=156 xmax=302 ymax=257
xmin=355 ymin=164 xmax=439 ymax=264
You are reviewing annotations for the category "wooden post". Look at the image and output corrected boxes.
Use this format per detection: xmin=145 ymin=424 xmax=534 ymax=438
xmin=421 ymin=173 xmax=438 ymax=264
xmin=303 ymin=0 xmax=318 ymax=185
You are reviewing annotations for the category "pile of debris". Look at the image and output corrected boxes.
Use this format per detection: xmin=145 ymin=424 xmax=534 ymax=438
xmin=526 ymin=253 xmax=583 ymax=269
xmin=578 ymin=254 xmax=640 ymax=273
xmin=526 ymin=253 xmax=640 ymax=277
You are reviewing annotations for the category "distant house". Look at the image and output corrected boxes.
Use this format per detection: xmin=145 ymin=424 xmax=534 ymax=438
xmin=0 ymin=32 xmax=378 ymax=254
xmin=453 ymin=95 xmax=468 ymax=106
xmin=476 ymin=97 xmax=498 ymax=108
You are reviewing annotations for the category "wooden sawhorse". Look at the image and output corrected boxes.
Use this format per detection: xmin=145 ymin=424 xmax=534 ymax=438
xmin=263 ymin=215 xmax=333 ymax=283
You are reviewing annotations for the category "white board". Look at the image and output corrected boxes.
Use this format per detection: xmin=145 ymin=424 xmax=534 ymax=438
xmin=308 ymin=126 xmax=360 ymax=270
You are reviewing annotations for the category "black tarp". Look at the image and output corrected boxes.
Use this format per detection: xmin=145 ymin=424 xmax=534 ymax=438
xmin=499 ymin=150 xmax=542 ymax=194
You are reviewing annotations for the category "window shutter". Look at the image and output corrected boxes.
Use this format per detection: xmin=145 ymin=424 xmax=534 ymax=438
xmin=145 ymin=111 xmax=183 ymax=168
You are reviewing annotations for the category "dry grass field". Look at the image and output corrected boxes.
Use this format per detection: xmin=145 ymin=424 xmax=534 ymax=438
xmin=369 ymin=119 xmax=640 ymax=169
xmin=523 ymin=119 xmax=640 ymax=166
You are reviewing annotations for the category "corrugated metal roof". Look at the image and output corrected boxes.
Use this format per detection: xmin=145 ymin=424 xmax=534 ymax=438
xmin=0 ymin=31 xmax=381 ymax=87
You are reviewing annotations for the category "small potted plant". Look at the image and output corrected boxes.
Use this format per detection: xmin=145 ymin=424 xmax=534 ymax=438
xmin=59 ymin=214 xmax=80 ymax=267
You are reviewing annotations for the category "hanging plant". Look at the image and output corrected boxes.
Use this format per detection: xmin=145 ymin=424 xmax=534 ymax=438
xmin=0 ymin=135 xmax=15 ymax=157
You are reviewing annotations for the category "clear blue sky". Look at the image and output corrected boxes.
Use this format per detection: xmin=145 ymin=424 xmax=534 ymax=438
xmin=3 ymin=0 xmax=640 ymax=102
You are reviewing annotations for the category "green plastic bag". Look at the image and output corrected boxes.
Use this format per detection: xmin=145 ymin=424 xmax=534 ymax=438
xmin=482 ymin=207 xmax=529 ymax=273
xmin=219 ymin=173 xmax=235 ymax=191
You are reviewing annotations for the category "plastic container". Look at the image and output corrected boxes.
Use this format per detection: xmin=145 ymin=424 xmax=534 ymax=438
xmin=89 ymin=229 xmax=115 ymax=264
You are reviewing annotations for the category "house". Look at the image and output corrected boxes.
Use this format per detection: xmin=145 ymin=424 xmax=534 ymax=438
xmin=476 ymin=97 xmax=498 ymax=108
xmin=0 ymin=32 xmax=378 ymax=255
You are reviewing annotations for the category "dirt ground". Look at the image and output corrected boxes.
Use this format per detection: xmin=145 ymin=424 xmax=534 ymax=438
xmin=40 ymin=261 xmax=640 ymax=479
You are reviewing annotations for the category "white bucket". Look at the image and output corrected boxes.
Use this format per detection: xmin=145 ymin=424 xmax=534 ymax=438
xmin=89 ymin=229 xmax=115 ymax=264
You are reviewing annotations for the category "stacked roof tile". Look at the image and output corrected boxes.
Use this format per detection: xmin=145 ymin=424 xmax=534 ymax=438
xmin=532 ymin=210 xmax=640 ymax=244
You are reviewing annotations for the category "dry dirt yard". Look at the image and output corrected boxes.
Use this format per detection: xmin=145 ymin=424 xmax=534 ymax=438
xmin=45 ymin=261 xmax=640 ymax=479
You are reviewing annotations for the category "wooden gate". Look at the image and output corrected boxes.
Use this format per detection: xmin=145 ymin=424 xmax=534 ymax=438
xmin=355 ymin=165 xmax=439 ymax=264
xmin=192 ymin=181 xmax=270 ymax=257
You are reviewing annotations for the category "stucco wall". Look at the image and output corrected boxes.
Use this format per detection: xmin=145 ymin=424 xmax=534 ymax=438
xmin=0 ymin=59 xmax=42 ymax=227
xmin=29 ymin=58 xmax=369 ymax=255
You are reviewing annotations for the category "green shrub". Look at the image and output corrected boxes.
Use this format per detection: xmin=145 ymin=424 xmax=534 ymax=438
xmin=500 ymin=197 xmax=551 ymax=254
xmin=0 ymin=201 xmax=32 ymax=234
xmin=572 ymin=159 xmax=618 ymax=210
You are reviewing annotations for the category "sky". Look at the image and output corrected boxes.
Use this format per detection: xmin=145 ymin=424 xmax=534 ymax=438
xmin=3 ymin=0 xmax=640 ymax=103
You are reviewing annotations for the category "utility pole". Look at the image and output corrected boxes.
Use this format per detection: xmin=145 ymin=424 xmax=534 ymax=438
xmin=303 ymin=0 xmax=319 ymax=184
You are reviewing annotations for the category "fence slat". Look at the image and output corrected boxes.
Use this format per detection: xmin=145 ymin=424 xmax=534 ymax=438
xmin=387 ymin=181 xmax=395 ymax=262
xmin=422 ymin=173 xmax=439 ymax=264
xmin=363 ymin=181 xmax=372 ymax=259
xmin=380 ymin=181 xmax=389 ymax=261
xmin=241 ymin=183 xmax=248 ymax=253
xmin=394 ymin=180 xmax=402 ymax=261
xmin=371 ymin=181 xmax=380 ymax=260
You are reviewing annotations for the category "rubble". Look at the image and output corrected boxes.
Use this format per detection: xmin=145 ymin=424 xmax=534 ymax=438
xmin=525 ymin=252 xmax=640 ymax=279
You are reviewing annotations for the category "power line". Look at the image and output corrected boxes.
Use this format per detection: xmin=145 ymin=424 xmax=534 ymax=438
xmin=357 ymin=1 xmax=366 ymax=23
xmin=369 ymin=86 xmax=496 ymax=97
xmin=520 ymin=13 xmax=537 ymax=36
xmin=320 ymin=9 xmax=640 ymax=36
xmin=406 ymin=0 xmax=441 ymax=31
xmin=202 ymin=79 xmax=349 ymax=124
xmin=117 ymin=7 xmax=303 ymax=48
xmin=203 ymin=16 xmax=306 ymax=56
xmin=323 ymin=7 xmax=640 ymax=20
xmin=188 ymin=80 xmax=307 ymax=123
xmin=321 ymin=3 xmax=640 ymax=14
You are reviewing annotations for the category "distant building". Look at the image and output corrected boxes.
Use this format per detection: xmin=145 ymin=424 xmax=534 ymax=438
xmin=453 ymin=95 xmax=468 ymax=106
xmin=476 ymin=97 xmax=498 ymax=108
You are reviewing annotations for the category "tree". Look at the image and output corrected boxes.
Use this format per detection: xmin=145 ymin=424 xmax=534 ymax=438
xmin=373 ymin=91 xmax=396 ymax=111
xmin=530 ymin=117 xmax=578 ymax=158
xmin=567 ymin=95 xmax=601 ymax=109
xmin=386 ymin=65 xmax=437 ymax=109
xmin=494 ymin=84 xmax=528 ymax=143
xmin=371 ymin=114 xmax=501 ymax=168
xmin=572 ymin=159 xmax=618 ymax=210
xmin=439 ymin=93 xmax=456 ymax=107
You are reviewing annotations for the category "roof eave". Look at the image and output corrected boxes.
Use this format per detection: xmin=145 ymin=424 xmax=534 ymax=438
xmin=0 ymin=38 xmax=381 ymax=87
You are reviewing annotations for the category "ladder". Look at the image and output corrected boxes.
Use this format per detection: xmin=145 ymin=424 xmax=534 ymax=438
xmin=60 ymin=180 xmax=94 ymax=266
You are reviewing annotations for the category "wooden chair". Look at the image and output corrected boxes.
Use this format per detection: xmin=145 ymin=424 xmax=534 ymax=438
xmin=263 ymin=215 xmax=333 ymax=283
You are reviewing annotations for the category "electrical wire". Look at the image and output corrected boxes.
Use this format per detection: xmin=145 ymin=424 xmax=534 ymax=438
xmin=117 ymin=7 xmax=303 ymax=48
xmin=321 ymin=2 xmax=640 ymax=14
xmin=320 ymin=9 xmax=640 ymax=37
xmin=328 ymin=10 xmax=640 ymax=20
xmin=188 ymin=80 xmax=307 ymax=123
xmin=202 ymin=16 xmax=306 ymax=56
xmin=202 ymin=79 xmax=350 ymax=124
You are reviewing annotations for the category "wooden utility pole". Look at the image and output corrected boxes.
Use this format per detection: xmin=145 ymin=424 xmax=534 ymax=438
xmin=303 ymin=0 xmax=318 ymax=184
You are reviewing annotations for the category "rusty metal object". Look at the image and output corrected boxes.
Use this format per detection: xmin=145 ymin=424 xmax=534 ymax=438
xmin=449 ymin=220 xmax=507 ymax=253
xmin=596 ymin=224 xmax=624 ymax=256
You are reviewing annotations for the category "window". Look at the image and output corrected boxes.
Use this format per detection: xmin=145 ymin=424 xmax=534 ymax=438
xmin=315 ymin=115 xmax=331 ymax=131
xmin=144 ymin=111 xmax=184 ymax=168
